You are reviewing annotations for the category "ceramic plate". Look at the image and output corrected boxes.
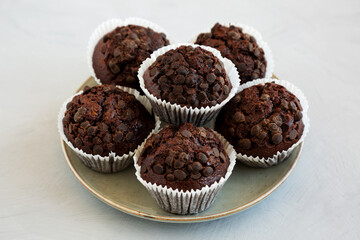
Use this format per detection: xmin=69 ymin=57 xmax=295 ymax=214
xmin=60 ymin=77 xmax=303 ymax=223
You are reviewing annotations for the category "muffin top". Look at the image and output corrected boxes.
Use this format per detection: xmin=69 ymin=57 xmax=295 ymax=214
xmin=63 ymin=85 xmax=155 ymax=157
xmin=195 ymin=23 xmax=267 ymax=83
xmin=215 ymin=82 xmax=304 ymax=158
xmin=92 ymin=25 xmax=169 ymax=91
xmin=143 ymin=45 xmax=232 ymax=108
xmin=138 ymin=123 xmax=230 ymax=191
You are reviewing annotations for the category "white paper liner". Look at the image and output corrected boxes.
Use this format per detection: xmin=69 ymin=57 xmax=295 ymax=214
xmin=58 ymin=86 xmax=161 ymax=173
xmin=234 ymin=78 xmax=310 ymax=167
xmin=133 ymin=130 xmax=237 ymax=215
xmin=138 ymin=43 xmax=241 ymax=126
xmin=189 ymin=22 xmax=274 ymax=80
xmin=87 ymin=17 xmax=174 ymax=86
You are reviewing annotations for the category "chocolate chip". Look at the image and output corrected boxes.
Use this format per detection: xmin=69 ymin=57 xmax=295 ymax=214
xmin=74 ymin=107 xmax=86 ymax=123
xmin=252 ymin=73 xmax=259 ymax=79
xmin=206 ymin=73 xmax=216 ymax=83
xmin=290 ymin=101 xmax=297 ymax=110
xmin=210 ymin=100 xmax=217 ymax=106
xmin=262 ymin=119 xmax=270 ymax=125
xmin=176 ymin=66 xmax=189 ymax=75
xmin=228 ymin=30 xmax=241 ymax=40
xmin=186 ymin=74 xmax=198 ymax=87
xmin=215 ymin=63 xmax=222 ymax=74
xmin=186 ymin=88 xmax=196 ymax=95
xmin=93 ymin=137 xmax=102 ymax=145
xmin=213 ymin=148 xmax=220 ymax=157
xmin=108 ymin=59 xmax=120 ymax=74
xmin=257 ymin=131 xmax=267 ymax=140
xmin=191 ymin=161 xmax=202 ymax=172
xmin=219 ymin=76 xmax=225 ymax=85
xmin=153 ymin=163 xmax=164 ymax=174
xmin=197 ymin=152 xmax=208 ymax=164
xmin=177 ymin=96 xmax=186 ymax=104
xmin=254 ymin=48 xmax=260 ymax=57
xmin=80 ymin=121 xmax=91 ymax=129
xmin=289 ymin=129 xmax=298 ymax=140
xmin=126 ymin=109 xmax=135 ymax=121
xmin=178 ymin=152 xmax=189 ymax=161
xmin=219 ymin=152 xmax=226 ymax=163
xmin=158 ymin=75 xmax=168 ymax=85
xmin=191 ymin=172 xmax=202 ymax=180
xmin=118 ymin=123 xmax=128 ymax=131
xmin=202 ymin=167 xmax=214 ymax=177
xmin=238 ymin=139 xmax=251 ymax=149
xmin=260 ymin=94 xmax=270 ymax=101
xmin=165 ymin=156 xmax=174 ymax=166
xmin=174 ymin=74 xmax=185 ymax=84
xmin=165 ymin=69 xmax=174 ymax=77
xmin=114 ymin=132 xmax=123 ymax=143
xmin=99 ymin=123 xmax=108 ymax=133
xmin=224 ymin=85 xmax=230 ymax=95
xmin=200 ymin=83 xmax=209 ymax=89
xmin=173 ymin=85 xmax=183 ymax=95
xmin=260 ymin=64 xmax=266 ymax=73
xmin=103 ymin=133 xmax=112 ymax=143
xmin=66 ymin=102 xmax=74 ymax=109
xmin=87 ymin=126 xmax=97 ymax=136
xmin=198 ymin=92 xmax=207 ymax=101
xmin=160 ymin=83 xmax=170 ymax=91
xmin=166 ymin=174 xmax=175 ymax=181
xmin=272 ymin=133 xmax=283 ymax=144
xmin=174 ymin=159 xmax=184 ymax=169
xmin=273 ymin=115 xmax=283 ymax=126
xmin=93 ymin=145 xmax=103 ymax=155
xmin=74 ymin=137 xmax=82 ymax=147
xmin=269 ymin=123 xmax=279 ymax=133
xmin=228 ymin=127 xmax=235 ymax=137
xmin=140 ymin=164 xmax=147 ymax=174
xmin=251 ymin=124 xmax=261 ymax=136
xmin=213 ymin=84 xmax=221 ymax=92
xmin=180 ymin=129 xmax=192 ymax=138
xmin=233 ymin=111 xmax=245 ymax=123
xmin=232 ymin=95 xmax=241 ymax=103
xmin=281 ymin=100 xmax=289 ymax=109
xmin=295 ymin=111 xmax=303 ymax=121
xmin=237 ymin=63 xmax=246 ymax=73
xmin=125 ymin=132 xmax=134 ymax=141
xmin=118 ymin=100 xmax=126 ymax=108
xmin=174 ymin=169 xmax=187 ymax=180
xmin=248 ymin=43 xmax=254 ymax=51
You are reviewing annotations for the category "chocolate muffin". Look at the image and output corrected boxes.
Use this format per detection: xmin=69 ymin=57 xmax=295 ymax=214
xmin=62 ymin=85 xmax=155 ymax=157
xmin=215 ymin=82 xmax=304 ymax=159
xmin=137 ymin=123 xmax=230 ymax=191
xmin=195 ymin=23 xmax=267 ymax=83
xmin=143 ymin=45 xmax=232 ymax=108
xmin=92 ymin=25 xmax=169 ymax=91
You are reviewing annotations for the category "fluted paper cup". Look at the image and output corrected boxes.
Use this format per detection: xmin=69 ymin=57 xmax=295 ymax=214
xmin=58 ymin=86 xmax=161 ymax=173
xmin=138 ymin=43 xmax=241 ymax=126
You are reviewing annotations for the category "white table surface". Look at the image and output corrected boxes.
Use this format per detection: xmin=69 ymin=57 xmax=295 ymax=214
xmin=1 ymin=0 xmax=359 ymax=239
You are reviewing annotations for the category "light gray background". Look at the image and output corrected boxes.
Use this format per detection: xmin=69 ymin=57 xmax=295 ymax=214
xmin=1 ymin=0 xmax=359 ymax=239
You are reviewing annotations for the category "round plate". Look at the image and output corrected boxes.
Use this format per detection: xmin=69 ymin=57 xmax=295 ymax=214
xmin=61 ymin=77 xmax=303 ymax=223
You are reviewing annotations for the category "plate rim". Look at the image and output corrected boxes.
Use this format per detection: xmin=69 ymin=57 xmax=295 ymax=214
xmin=61 ymin=76 xmax=302 ymax=223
